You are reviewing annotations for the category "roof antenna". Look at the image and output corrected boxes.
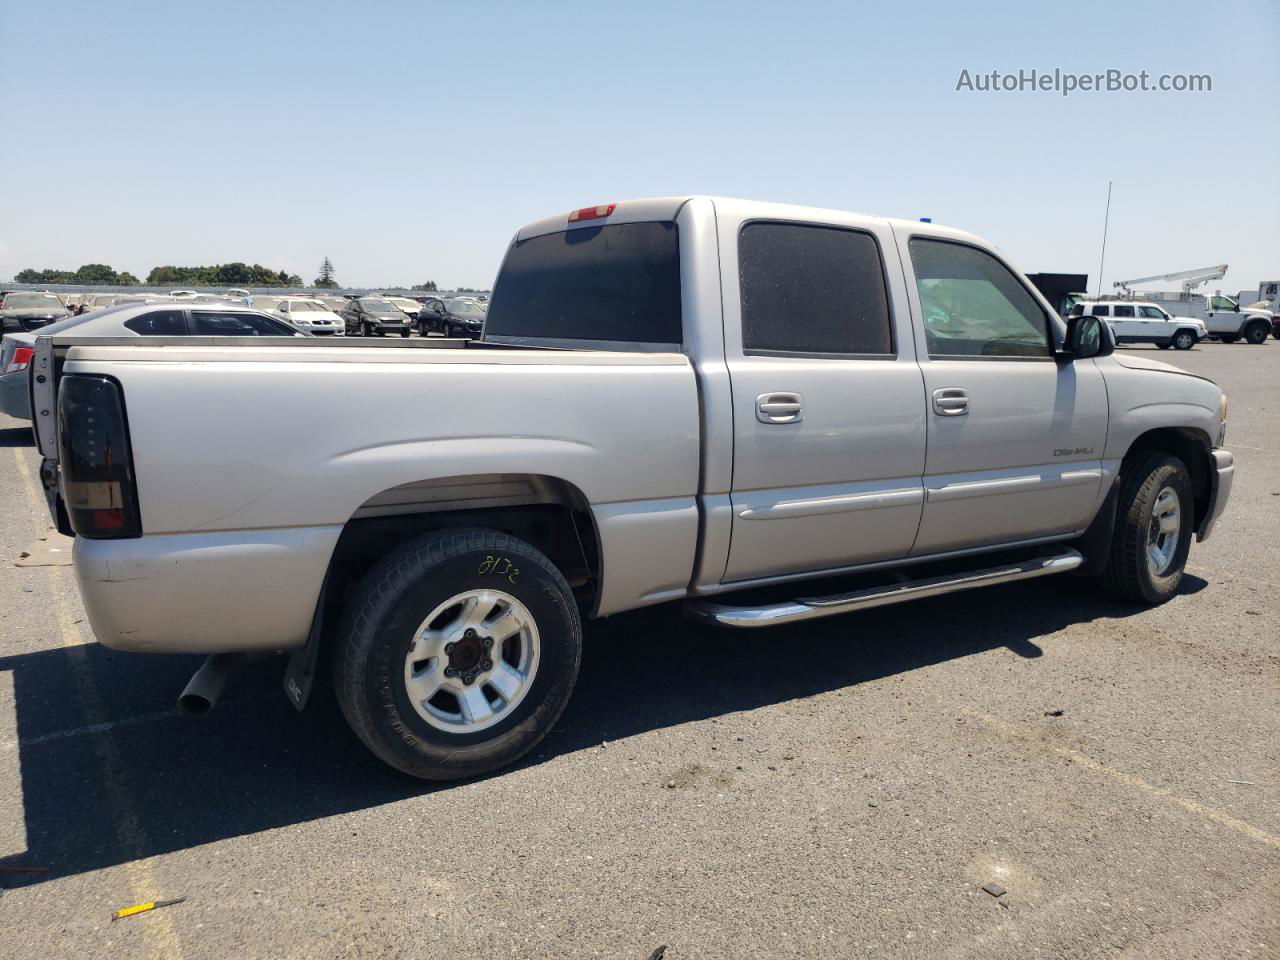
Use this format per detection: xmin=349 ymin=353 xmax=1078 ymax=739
xmin=1095 ymin=181 xmax=1112 ymax=299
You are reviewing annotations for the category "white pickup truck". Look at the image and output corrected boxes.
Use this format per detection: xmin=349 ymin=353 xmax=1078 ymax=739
xmin=30 ymin=197 xmax=1235 ymax=780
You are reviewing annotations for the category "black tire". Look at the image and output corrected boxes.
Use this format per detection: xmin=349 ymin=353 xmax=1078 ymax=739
xmin=1172 ymin=330 xmax=1195 ymax=350
xmin=1099 ymin=452 xmax=1193 ymax=605
xmin=334 ymin=528 xmax=582 ymax=780
xmin=1245 ymin=321 xmax=1269 ymax=345
xmin=1155 ymin=341 xmax=1171 ymax=350
xmin=400 ymin=329 xmax=410 ymax=338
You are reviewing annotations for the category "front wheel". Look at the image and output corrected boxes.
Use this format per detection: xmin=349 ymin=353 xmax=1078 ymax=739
xmin=1099 ymin=452 xmax=1193 ymax=605
xmin=1172 ymin=330 xmax=1196 ymax=350
xmin=400 ymin=329 xmax=410 ymax=338
xmin=334 ymin=528 xmax=583 ymax=780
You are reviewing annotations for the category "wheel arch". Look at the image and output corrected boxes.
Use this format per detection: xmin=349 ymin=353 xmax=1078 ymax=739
xmin=1121 ymin=427 xmax=1212 ymax=529
xmin=288 ymin=473 xmax=603 ymax=709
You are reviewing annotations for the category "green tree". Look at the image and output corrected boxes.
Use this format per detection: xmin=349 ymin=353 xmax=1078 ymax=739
xmin=286 ymin=274 xmax=303 ymax=286
xmin=314 ymin=257 xmax=337 ymax=288
xmin=411 ymin=281 xmax=438 ymax=292
xmin=117 ymin=272 xmax=140 ymax=286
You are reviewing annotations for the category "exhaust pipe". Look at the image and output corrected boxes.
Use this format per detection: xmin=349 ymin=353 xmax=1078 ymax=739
xmin=178 ymin=653 xmax=244 ymax=715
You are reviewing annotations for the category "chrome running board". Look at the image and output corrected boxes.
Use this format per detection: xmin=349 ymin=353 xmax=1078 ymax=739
xmin=685 ymin=548 xmax=1084 ymax=628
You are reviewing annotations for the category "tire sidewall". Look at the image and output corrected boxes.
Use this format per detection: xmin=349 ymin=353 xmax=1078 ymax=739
xmin=341 ymin=533 xmax=581 ymax=779
xmin=1132 ymin=461 xmax=1193 ymax=602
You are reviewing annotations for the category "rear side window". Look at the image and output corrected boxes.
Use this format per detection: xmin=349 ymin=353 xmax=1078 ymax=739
xmin=190 ymin=311 xmax=291 ymax=336
xmin=124 ymin=310 xmax=187 ymax=335
xmin=1113 ymin=305 xmax=1135 ymax=317
xmin=908 ymin=239 xmax=1051 ymax=358
xmin=739 ymin=222 xmax=893 ymax=356
xmin=486 ymin=221 xmax=682 ymax=345
xmin=1092 ymin=305 xmax=1110 ymax=317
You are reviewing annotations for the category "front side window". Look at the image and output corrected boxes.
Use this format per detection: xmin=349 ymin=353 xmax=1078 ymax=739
xmin=1113 ymin=305 xmax=1135 ymax=317
xmin=189 ymin=311 xmax=291 ymax=336
xmin=1068 ymin=304 xmax=1085 ymax=316
xmin=487 ymin=220 xmax=681 ymax=345
xmin=1210 ymin=296 xmax=1236 ymax=310
xmin=1139 ymin=305 xmax=1165 ymax=319
xmin=909 ymin=239 xmax=1051 ymax=358
xmin=124 ymin=310 xmax=187 ymax=335
xmin=1092 ymin=305 xmax=1110 ymax=317
xmin=739 ymin=222 xmax=893 ymax=356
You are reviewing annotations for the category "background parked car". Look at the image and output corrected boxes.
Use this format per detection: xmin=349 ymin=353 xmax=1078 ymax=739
xmin=269 ymin=297 xmax=345 ymax=335
xmin=1069 ymin=300 xmax=1206 ymax=350
xmin=0 ymin=302 xmax=301 ymax=421
xmin=340 ymin=297 xmax=412 ymax=337
xmin=1 ymin=291 xmax=71 ymax=338
xmin=383 ymin=296 xmax=422 ymax=321
xmin=416 ymin=297 xmax=487 ymax=338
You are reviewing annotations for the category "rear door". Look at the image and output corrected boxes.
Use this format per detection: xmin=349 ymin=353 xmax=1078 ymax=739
xmin=1109 ymin=303 xmax=1142 ymax=340
xmin=900 ymin=234 xmax=1107 ymax=555
xmin=717 ymin=202 xmax=927 ymax=582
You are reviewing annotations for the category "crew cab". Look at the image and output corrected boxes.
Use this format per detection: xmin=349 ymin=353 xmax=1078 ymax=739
xmin=30 ymin=197 xmax=1234 ymax=781
xmin=1069 ymin=300 xmax=1205 ymax=350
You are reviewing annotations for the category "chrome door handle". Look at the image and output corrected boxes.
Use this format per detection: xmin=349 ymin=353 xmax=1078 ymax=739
xmin=932 ymin=387 xmax=969 ymax=416
xmin=756 ymin=392 xmax=804 ymax=424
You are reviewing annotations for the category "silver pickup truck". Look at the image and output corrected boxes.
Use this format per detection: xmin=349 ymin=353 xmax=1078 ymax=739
xmin=30 ymin=197 xmax=1234 ymax=780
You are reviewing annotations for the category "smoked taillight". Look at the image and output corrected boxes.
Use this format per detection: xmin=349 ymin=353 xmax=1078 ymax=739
xmin=57 ymin=375 xmax=142 ymax=538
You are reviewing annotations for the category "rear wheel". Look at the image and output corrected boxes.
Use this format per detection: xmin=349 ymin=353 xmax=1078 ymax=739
xmin=1172 ymin=330 xmax=1196 ymax=350
xmin=1099 ymin=452 xmax=1193 ymax=605
xmin=334 ymin=528 xmax=582 ymax=780
xmin=1245 ymin=321 xmax=1269 ymax=345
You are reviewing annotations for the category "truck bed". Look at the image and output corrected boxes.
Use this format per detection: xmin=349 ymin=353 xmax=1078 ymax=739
xmin=39 ymin=336 xmax=703 ymax=651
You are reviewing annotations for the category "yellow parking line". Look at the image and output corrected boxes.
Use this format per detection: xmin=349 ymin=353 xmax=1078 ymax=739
xmin=11 ymin=448 xmax=185 ymax=958
xmin=965 ymin=709 xmax=1280 ymax=851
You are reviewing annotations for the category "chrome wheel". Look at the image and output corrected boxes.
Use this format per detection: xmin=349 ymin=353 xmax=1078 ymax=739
xmin=1146 ymin=486 xmax=1181 ymax=577
xmin=403 ymin=589 xmax=540 ymax=733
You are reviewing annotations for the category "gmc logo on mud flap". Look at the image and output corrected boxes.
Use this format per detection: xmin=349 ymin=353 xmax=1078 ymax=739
xmin=1053 ymin=447 xmax=1095 ymax=457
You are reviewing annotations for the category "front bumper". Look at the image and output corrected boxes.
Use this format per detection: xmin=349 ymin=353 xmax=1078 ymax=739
xmin=1195 ymin=449 xmax=1233 ymax=542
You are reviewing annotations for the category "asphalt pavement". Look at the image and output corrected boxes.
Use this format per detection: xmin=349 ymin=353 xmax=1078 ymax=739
xmin=0 ymin=341 xmax=1276 ymax=959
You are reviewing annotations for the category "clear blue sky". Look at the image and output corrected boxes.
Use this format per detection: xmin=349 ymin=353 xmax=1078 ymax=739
xmin=2 ymin=0 xmax=1276 ymax=293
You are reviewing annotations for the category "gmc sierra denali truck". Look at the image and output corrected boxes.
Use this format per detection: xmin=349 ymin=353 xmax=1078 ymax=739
xmin=31 ymin=197 xmax=1234 ymax=780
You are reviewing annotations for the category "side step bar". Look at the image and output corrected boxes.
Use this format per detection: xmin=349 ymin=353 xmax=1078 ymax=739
xmin=685 ymin=548 xmax=1084 ymax=628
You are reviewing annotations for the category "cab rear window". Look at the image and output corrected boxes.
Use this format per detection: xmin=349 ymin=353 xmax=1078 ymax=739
xmin=486 ymin=221 xmax=681 ymax=346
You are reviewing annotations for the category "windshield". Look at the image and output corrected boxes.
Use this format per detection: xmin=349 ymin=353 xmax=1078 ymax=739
xmin=4 ymin=293 xmax=66 ymax=310
xmin=487 ymin=221 xmax=682 ymax=344
xmin=360 ymin=299 xmax=402 ymax=316
xmin=293 ymin=301 xmax=330 ymax=312
xmin=445 ymin=300 xmax=486 ymax=318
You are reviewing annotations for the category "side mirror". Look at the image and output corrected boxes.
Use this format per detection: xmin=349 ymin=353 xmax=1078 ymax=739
xmin=1056 ymin=314 xmax=1110 ymax=363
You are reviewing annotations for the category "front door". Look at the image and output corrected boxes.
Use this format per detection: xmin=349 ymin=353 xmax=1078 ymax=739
xmin=717 ymin=207 xmax=927 ymax=583
xmin=901 ymin=235 xmax=1108 ymax=555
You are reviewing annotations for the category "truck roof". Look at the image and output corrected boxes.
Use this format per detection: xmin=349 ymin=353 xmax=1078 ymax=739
xmin=514 ymin=196 xmax=985 ymax=247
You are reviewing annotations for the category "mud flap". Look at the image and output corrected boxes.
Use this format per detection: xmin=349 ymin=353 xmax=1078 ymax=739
xmin=1073 ymin=477 xmax=1120 ymax=577
xmin=284 ymin=573 xmax=329 ymax=711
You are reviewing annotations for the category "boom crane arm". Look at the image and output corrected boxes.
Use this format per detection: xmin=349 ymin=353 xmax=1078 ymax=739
xmin=1114 ymin=264 xmax=1228 ymax=294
